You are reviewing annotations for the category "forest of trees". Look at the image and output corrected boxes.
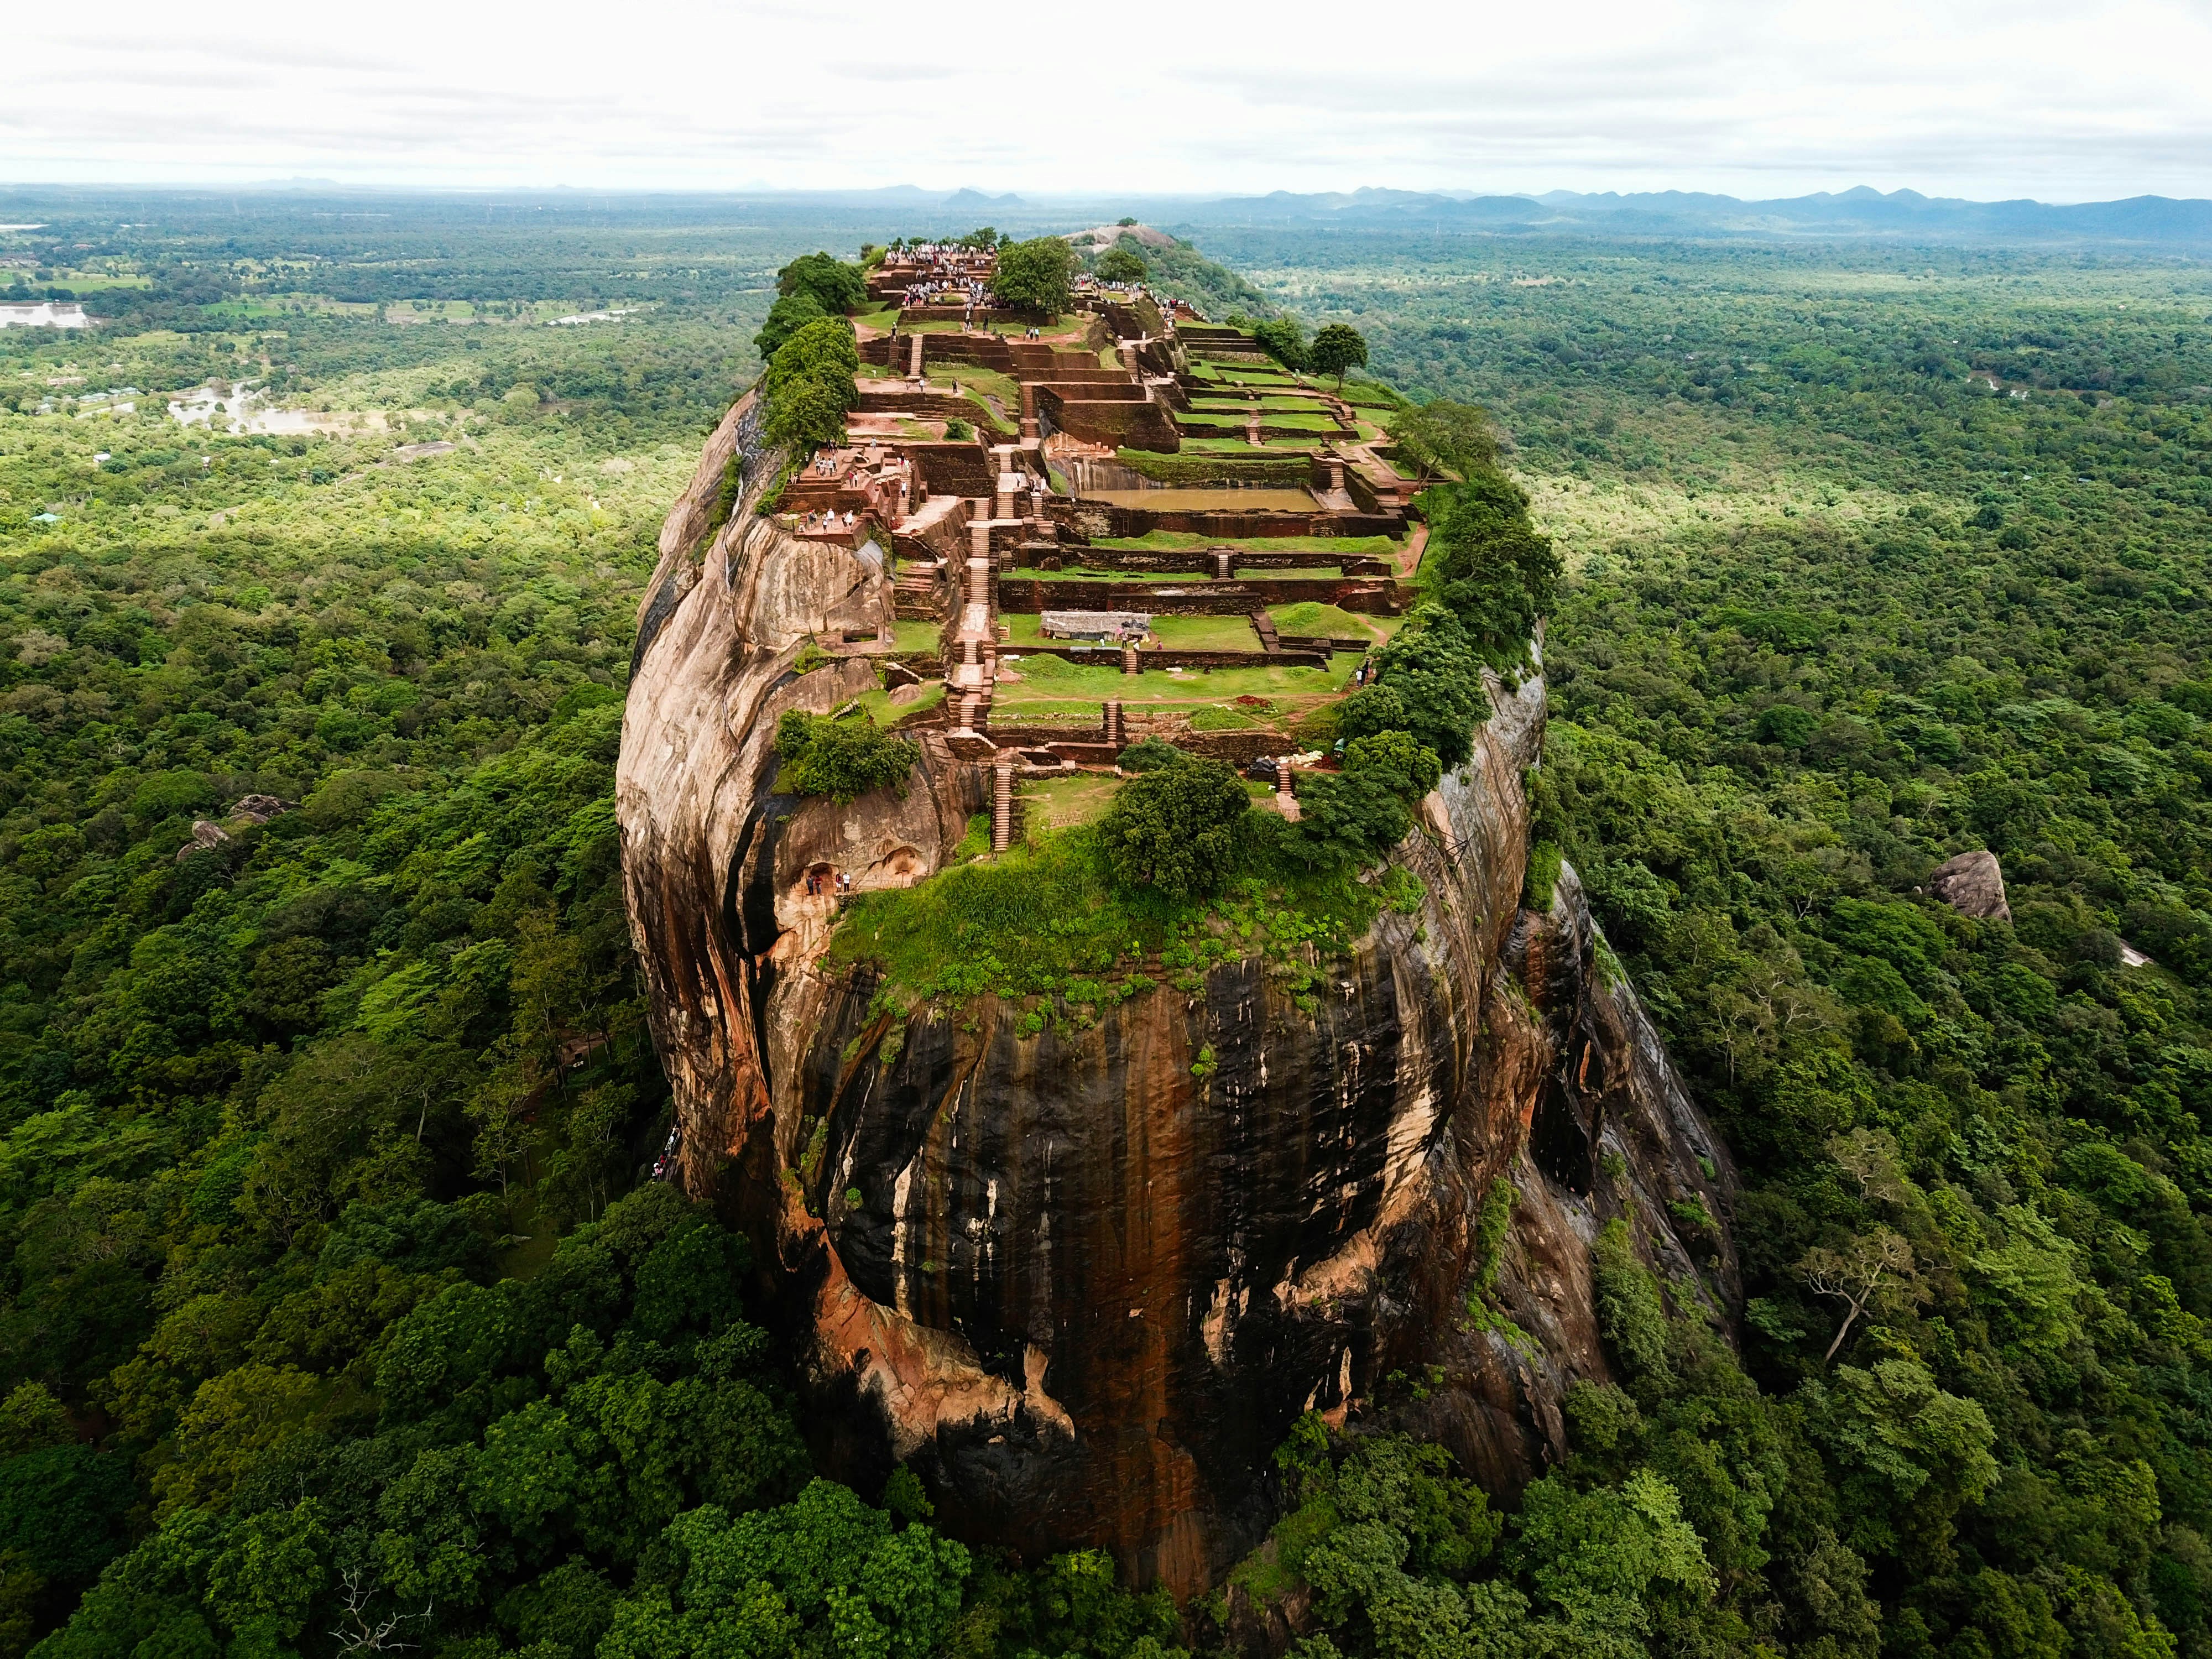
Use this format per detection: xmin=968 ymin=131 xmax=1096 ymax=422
xmin=1 ymin=195 xmax=2209 ymax=1657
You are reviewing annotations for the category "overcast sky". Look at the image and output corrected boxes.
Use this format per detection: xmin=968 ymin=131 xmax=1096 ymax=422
xmin=7 ymin=0 xmax=2209 ymax=202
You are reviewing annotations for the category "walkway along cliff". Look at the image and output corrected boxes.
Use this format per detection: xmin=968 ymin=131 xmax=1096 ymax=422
xmin=617 ymin=376 xmax=1742 ymax=1599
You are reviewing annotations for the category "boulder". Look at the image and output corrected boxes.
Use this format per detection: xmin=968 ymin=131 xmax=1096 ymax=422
xmin=175 ymin=820 xmax=231 ymax=862
xmin=229 ymin=793 xmax=297 ymax=824
xmin=1929 ymin=849 xmax=2010 ymax=921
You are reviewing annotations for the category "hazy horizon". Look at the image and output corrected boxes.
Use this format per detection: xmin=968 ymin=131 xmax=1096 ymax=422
xmin=9 ymin=0 xmax=2210 ymax=203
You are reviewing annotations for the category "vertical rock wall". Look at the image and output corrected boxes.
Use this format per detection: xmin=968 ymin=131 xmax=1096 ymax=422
xmin=618 ymin=422 xmax=1740 ymax=1599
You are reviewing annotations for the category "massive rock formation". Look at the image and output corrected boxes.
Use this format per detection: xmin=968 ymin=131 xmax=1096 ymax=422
xmin=617 ymin=404 xmax=1739 ymax=1598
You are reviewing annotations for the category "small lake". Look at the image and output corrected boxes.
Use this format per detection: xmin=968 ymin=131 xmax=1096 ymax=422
xmin=1082 ymin=488 xmax=1317 ymax=512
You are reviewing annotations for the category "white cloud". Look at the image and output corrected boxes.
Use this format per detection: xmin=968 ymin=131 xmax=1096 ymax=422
xmin=4 ymin=0 xmax=2208 ymax=199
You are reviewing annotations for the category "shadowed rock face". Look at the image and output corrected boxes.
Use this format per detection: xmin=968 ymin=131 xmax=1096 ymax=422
xmin=618 ymin=410 xmax=1740 ymax=1598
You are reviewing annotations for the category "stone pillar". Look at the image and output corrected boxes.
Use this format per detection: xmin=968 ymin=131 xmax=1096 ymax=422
xmin=1121 ymin=645 xmax=1139 ymax=676
xmin=992 ymin=761 xmax=1015 ymax=853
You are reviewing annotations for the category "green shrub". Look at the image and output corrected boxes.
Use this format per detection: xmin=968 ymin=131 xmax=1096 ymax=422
xmin=1281 ymin=730 xmax=1440 ymax=871
xmin=1592 ymin=1219 xmax=1673 ymax=1386
xmin=1117 ymin=735 xmax=1187 ymax=772
xmin=943 ymin=418 xmax=973 ymax=441
xmin=1525 ymin=839 xmax=1563 ymax=909
xmin=773 ymin=711 xmax=915 ymax=803
xmin=1251 ymin=316 xmax=1308 ymax=370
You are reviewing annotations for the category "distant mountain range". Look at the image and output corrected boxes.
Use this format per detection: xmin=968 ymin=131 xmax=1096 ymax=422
xmin=1172 ymin=185 xmax=2212 ymax=245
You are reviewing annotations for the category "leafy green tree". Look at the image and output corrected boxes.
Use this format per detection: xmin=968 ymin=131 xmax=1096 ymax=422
xmin=1097 ymin=247 xmax=1149 ymax=285
xmin=1336 ymin=606 xmax=1490 ymax=769
xmin=1514 ymin=1469 xmax=1715 ymax=1635
xmin=1805 ymin=1357 xmax=1998 ymax=1559
xmin=777 ymin=251 xmax=868 ymax=314
xmin=1420 ymin=473 xmax=1561 ymax=655
xmin=992 ymin=238 xmax=1077 ymax=315
xmin=1099 ymin=756 xmax=1250 ymax=898
xmin=1310 ymin=323 xmax=1369 ymax=388
xmin=1389 ymin=399 xmax=1498 ymax=480
xmin=753 ymin=289 xmax=827 ymax=361
xmin=755 ymin=252 xmax=867 ymax=359
xmin=762 ymin=316 xmax=861 ymax=453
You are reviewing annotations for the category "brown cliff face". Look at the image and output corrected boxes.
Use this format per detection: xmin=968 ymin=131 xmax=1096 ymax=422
xmin=617 ymin=419 xmax=1739 ymax=1598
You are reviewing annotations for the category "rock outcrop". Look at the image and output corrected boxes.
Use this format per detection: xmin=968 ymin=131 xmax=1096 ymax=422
xmin=1929 ymin=848 xmax=2011 ymax=921
xmin=617 ymin=413 xmax=1739 ymax=1598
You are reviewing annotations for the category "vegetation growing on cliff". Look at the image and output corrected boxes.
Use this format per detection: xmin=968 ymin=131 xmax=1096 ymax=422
xmin=754 ymin=251 xmax=869 ymax=361
xmin=773 ymin=710 xmax=915 ymax=804
xmin=762 ymin=316 xmax=861 ymax=452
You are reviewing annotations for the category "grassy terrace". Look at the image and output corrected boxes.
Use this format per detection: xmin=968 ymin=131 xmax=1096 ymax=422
xmin=1176 ymin=411 xmax=1342 ymax=431
xmin=857 ymin=680 xmax=947 ymax=725
xmin=1267 ymin=602 xmax=1401 ymax=644
xmin=1180 ymin=436 xmax=1340 ymax=453
xmin=991 ymin=653 xmax=1358 ymax=708
xmin=1188 ymin=397 xmax=1336 ymax=412
xmin=891 ymin=619 xmax=942 ymax=652
xmin=826 ymin=812 xmax=1417 ymax=1015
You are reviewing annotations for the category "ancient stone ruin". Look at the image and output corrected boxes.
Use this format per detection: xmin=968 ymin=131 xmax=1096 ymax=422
xmin=616 ymin=237 xmax=1738 ymax=1598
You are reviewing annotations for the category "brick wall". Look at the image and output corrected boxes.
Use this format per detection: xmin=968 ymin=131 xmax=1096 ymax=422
xmin=1034 ymin=386 xmax=1182 ymax=452
xmin=1012 ymin=546 xmax=1392 ymax=578
xmin=910 ymin=442 xmax=996 ymax=499
xmin=998 ymin=576 xmax=1406 ymax=614
xmin=1042 ymin=498 xmax=1403 ymax=540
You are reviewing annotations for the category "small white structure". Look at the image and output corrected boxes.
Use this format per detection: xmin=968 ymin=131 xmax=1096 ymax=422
xmin=1041 ymin=609 xmax=1151 ymax=643
xmin=0 ymin=301 xmax=90 ymax=330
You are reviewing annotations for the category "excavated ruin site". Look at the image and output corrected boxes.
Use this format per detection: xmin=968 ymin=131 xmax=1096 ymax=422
xmin=773 ymin=243 xmax=1421 ymax=787
xmin=617 ymin=236 xmax=1736 ymax=1601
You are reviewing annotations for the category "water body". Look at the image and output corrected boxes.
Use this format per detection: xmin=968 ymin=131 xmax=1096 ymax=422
xmin=1082 ymin=488 xmax=1317 ymax=512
